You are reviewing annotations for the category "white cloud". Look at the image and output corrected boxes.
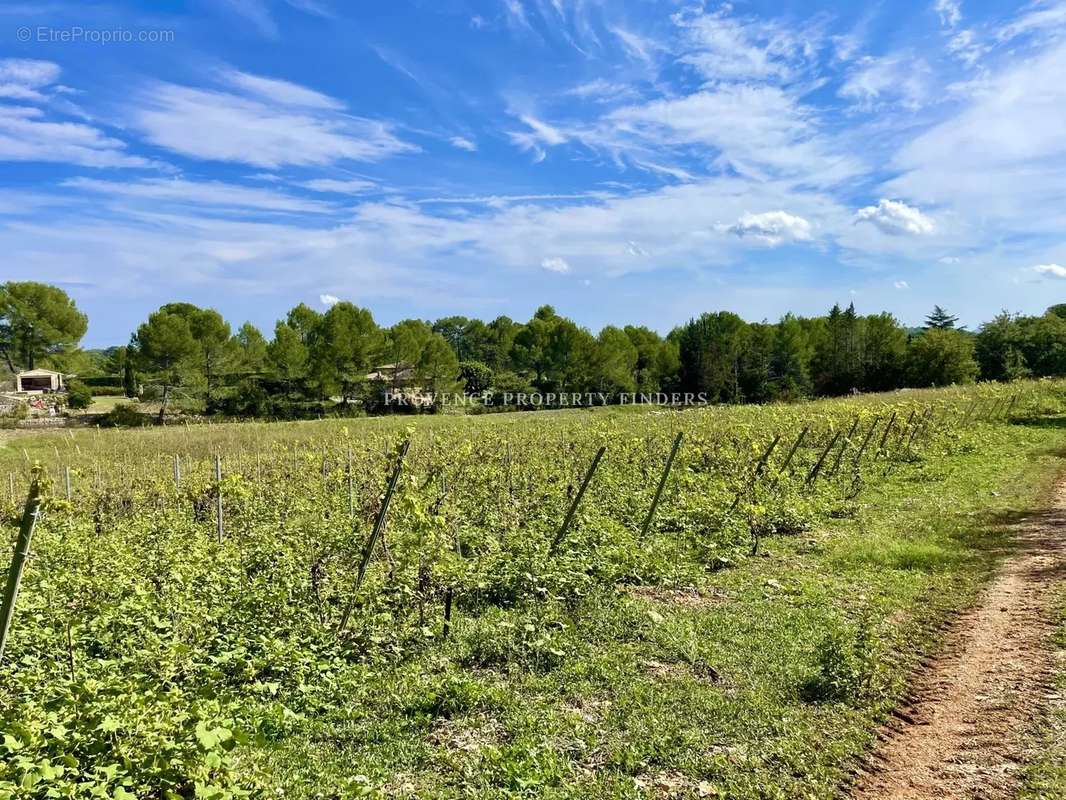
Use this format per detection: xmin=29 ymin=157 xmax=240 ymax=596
xmin=0 ymin=58 xmax=61 ymax=101
xmin=1033 ymin=263 xmax=1066 ymax=278
xmin=417 ymin=191 xmax=610 ymax=207
xmin=221 ymin=69 xmax=343 ymax=109
xmin=565 ymin=79 xmax=639 ymax=103
xmin=319 ymin=293 xmax=340 ymax=305
xmin=672 ymin=6 xmax=817 ymax=82
xmin=998 ymin=2 xmax=1066 ymax=42
xmin=503 ymin=0 xmax=532 ymax=31
xmin=301 ymin=178 xmax=377 ymax=194
xmin=541 ymin=256 xmax=570 ymax=273
xmin=855 ymin=199 xmax=935 ymax=235
xmin=449 ymin=135 xmax=477 ymax=152
xmin=839 ymin=55 xmax=931 ymax=110
xmin=0 ymin=59 xmax=61 ymax=86
xmin=934 ymin=0 xmax=962 ymax=28
xmin=609 ymin=26 xmax=658 ymax=63
xmin=887 ymin=41 xmax=1066 ymax=236
xmin=939 ymin=255 xmax=961 ymax=264
xmin=727 ymin=210 xmax=812 ymax=245
xmin=508 ymin=114 xmax=567 ymax=161
xmin=894 ymin=280 xmax=910 ymax=289
xmin=217 ymin=0 xmax=328 ymax=37
xmin=63 ymin=177 xmax=334 ymax=214
xmin=604 ymin=86 xmax=861 ymax=184
xmin=947 ymin=29 xmax=985 ymax=66
xmin=0 ymin=106 xmax=147 ymax=168
xmin=130 ymin=76 xmax=416 ymax=168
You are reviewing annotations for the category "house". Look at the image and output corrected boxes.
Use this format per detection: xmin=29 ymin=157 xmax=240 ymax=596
xmin=15 ymin=369 xmax=65 ymax=393
xmin=365 ymin=363 xmax=435 ymax=408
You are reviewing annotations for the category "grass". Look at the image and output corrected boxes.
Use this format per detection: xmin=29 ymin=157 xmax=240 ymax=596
xmin=225 ymin=420 xmax=1064 ymax=797
xmin=80 ymin=394 xmax=129 ymax=415
xmin=1020 ymin=590 xmax=1066 ymax=799
xmin=4 ymin=385 xmax=1066 ymax=797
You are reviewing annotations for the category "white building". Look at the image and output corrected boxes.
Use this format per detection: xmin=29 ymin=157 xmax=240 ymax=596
xmin=15 ymin=369 xmax=65 ymax=393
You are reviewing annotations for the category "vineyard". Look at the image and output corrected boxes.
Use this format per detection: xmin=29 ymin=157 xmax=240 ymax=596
xmin=2 ymin=382 xmax=1066 ymax=799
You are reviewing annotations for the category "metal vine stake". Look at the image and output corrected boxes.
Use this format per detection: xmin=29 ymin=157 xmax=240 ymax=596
xmin=0 ymin=474 xmax=42 ymax=663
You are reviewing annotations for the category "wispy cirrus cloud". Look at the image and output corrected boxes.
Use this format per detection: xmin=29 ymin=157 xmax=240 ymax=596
xmin=300 ymin=177 xmax=377 ymax=194
xmin=129 ymin=72 xmax=416 ymax=168
xmin=63 ymin=176 xmax=335 ymax=214
xmin=673 ymin=5 xmax=822 ymax=82
xmin=0 ymin=59 xmax=148 ymax=168
xmin=217 ymin=0 xmax=333 ymax=38
xmin=0 ymin=105 xmax=148 ymax=168
xmin=0 ymin=58 xmax=62 ymax=101
xmin=507 ymin=113 xmax=567 ymax=161
xmin=839 ymin=55 xmax=932 ymax=110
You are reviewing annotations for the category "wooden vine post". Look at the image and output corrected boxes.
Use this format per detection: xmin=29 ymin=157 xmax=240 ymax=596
xmin=827 ymin=416 xmax=860 ymax=477
xmin=851 ymin=415 xmax=881 ymax=469
xmin=768 ymin=426 xmax=809 ymax=490
xmin=730 ymin=434 xmax=780 ymax=511
xmin=874 ymin=411 xmax=897 ymax=459
xmin=346 ymin=445 xmax=354 ymax=517
xmin=215 ymin=454 xmax=224 ymax=544
xmin=640 ymin=432 xmax=684 ymax=538
xmin=338 ymin=440 xmax=411 ymax=634
xmin=0 ymin=475 xmax=42 ymax=663
xmin=806 ymin=430 xmax=842 ymax=487
xmin=550 ymin=446 xmax=607 ymax=555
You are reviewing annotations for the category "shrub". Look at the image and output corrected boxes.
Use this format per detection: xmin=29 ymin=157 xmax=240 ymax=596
xmin=459 ymin=361 xmax=493 ymax=394
xmin=801 ymin=617 xmax=884 ymax=705
xmin=98 ymin=403 xmax=152 ymax=428
xmin=89 ymin=385 xmax=125 ymax=396
xmin=65 ymin=379 xmax=92 ymax=410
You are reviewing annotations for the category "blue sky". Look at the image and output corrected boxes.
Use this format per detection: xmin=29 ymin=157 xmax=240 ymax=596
xmin=2 ymin=0 xmax=1065 ymax=346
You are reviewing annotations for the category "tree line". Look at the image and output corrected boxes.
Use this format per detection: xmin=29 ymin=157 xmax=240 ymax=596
xmin=2 ymin=281 xmax=1065 ymax=419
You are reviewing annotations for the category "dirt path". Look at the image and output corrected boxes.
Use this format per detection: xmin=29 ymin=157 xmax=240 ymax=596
xmin=852 ymin=482 xmax=1066 ymax=799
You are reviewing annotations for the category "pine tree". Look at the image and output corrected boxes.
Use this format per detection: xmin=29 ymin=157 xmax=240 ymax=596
xmin=924 ymin=305 xmax=960 ymax=330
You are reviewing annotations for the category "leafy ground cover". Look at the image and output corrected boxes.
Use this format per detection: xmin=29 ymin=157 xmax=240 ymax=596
xmin=1020 ymin=583 xmax=1066 ymax=800
xmin=2 ymin=382 xmax=1065 ymax=798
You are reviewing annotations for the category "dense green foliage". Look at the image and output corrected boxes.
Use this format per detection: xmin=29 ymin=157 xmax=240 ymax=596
xmin=975 ymin=310 xmax=1066 ymax=382
xmin=63 ymin=380 xmax=92 ymax=410
xmin=18 ymin=279 xmax=1066 ymax=424
xmin=0 ymin=282 xmax=87 ymax=372
xmin=2 ymin=380 xmax=1064 ymax=797
xmin=113 ymin=300 xmax=988 ymax=419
